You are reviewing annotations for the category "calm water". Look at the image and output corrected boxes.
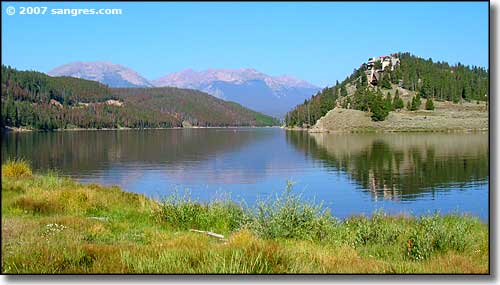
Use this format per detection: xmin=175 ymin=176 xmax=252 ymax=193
xmin=1 ymin=128 xmax=489 ymax=220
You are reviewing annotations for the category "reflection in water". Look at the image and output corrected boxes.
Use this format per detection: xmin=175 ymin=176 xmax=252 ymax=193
xmin=286 ymin=131 xmax=488 ymax=201
xmin=1 ymin=129 xmax=273 ymax=177
xmin=1 ymin=129 xmax=489 ymax=220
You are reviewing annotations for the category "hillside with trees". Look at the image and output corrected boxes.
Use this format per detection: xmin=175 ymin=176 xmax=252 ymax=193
xmin=285 ymin=52 xmax=488 ymax=128
xmin=1 ymin=66 xmax=279 ymax=130
xmin=111 ymin=88 xmax=280 ymax=127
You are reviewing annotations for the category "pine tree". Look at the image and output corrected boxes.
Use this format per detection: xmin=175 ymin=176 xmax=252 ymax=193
xmin=393 ymin=90 xmax=404 ymax=110
xmin=340 ymin=85 xmax=348 ymax=97
xmin=361 ymin=72 xmax=368 ymax=87
xmin=420 ymin=78 xmax=433 ymax=98
xmin=425 ymin=98 xmax=435 ymax=110
xmin=371 ymin=93 xmax=389 ymax=121
xmin=385 ymin=92 xmax=393 ymax=111
xmin=461 ymin=82 xmax=471 ymax=101
xmin=414 ymin=93 xmax=421 ymax=108
xmin=410 ymin=94 xmax=421 ymax=111
xmin=380 ymin=74 xmax=392 ymax=89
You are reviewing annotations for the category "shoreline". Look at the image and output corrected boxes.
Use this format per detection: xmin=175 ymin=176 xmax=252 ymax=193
xmin=284 ymin=126 xmax=489 ymax=133
xmin=2 ymin=125 xmax=282 ymax=133
xmin=5 ymin=125 xmax=488 ymax=134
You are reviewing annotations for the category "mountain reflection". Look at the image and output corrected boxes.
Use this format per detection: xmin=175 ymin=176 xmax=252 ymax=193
xmin=1 ymin=129 xmax=273 ymax=178
xmin=286 ymin=131 xmax=488 ymax=201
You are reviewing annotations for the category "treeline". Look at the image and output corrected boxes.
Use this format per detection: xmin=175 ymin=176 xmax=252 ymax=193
xmin=393 ymin=52 xmax=488 ymax=102
xmin=285 ymin=86 xmax=338 ymax=127
xmin=349 ymin=88 xmax=404 ymax=121
xmin=112 ymin=88 xmax=280 ymax=127
xmin=285 ymin=52 xmax=489 ymax=127
xmin=1 ymin=66 xmax=279 ymax=130
xmin=1 ymin=65 xmax=114 ymax=104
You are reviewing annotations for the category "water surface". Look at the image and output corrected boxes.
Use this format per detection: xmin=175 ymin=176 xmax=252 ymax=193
xmin=1 ymin=128 xmax=488 ymax=220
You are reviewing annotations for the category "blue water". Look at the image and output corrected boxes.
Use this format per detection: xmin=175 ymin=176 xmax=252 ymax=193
xmin=1 ymin=128 xmax=489 ymax=221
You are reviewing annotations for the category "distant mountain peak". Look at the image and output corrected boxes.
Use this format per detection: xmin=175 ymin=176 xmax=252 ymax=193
xmin=153 ymin=68 xmax=320 ymax=117
xmin=48 ymin=61 xmax=153 ymax=88
xmin=153 ymin=68 xmax=317 ymax=89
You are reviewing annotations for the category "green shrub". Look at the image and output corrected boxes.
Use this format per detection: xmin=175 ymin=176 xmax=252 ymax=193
xmin=160 ymin=182 xmax=336 ymax=241
xmin=341 ymin=211 xmax=405 ymax=248
xmin=405 ymin=214 xmax=478 ymax=260
xmin=407 ymin=227 xmax=433 ymax=260
xmin=160 ymin=191 xmax=247 ymax=234
xmin=249 ymin=182 xmax=334 ymax=240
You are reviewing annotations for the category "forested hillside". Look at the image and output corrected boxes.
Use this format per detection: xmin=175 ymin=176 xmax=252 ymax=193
xmin=285 ymin=52 xmax=489 ymax=127
xmin=285 ymin=86 xmax=339 ymax=128
xmin=1 ymin=66 xmax=279 ymax=130
xmin=112 ymin=88 xmax=280 ymax=127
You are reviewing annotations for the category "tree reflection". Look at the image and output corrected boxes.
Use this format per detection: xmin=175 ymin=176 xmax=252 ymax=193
xmin=286 ymin=131 xmax=488 ymax=201
xmin=1 ymin=129 xmax=272 ymax=176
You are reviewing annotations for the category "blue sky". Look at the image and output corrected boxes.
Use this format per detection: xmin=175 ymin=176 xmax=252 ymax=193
xmin=2 ymin=1 xmax=488 ymax=87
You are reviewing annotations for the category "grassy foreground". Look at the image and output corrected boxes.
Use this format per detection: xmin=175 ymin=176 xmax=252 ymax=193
xmin=1 ymin=160 xmax=488 ymax=274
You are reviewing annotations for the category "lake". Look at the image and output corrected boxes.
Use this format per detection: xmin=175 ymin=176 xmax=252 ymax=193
xmin=1 ymin=128 xmax=489 ymax=221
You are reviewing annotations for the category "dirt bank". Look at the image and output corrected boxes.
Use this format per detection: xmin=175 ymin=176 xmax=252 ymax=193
xmin=310 ymin=101 xmax=488 ymax=133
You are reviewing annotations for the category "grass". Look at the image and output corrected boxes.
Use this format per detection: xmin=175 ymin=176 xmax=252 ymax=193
xmin=1 ymin=161 xmax=489 ymax=274
xmin=2 ymin=158 xmax=32 ymax=178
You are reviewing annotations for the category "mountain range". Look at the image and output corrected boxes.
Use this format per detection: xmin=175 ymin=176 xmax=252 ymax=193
xmin=48 ymin=62 xmax=320 ymax=117
xmin=2 ymin=65 xmax=280 ymax=130
xmin=48 ymin=61 xmax=153 ymax=88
